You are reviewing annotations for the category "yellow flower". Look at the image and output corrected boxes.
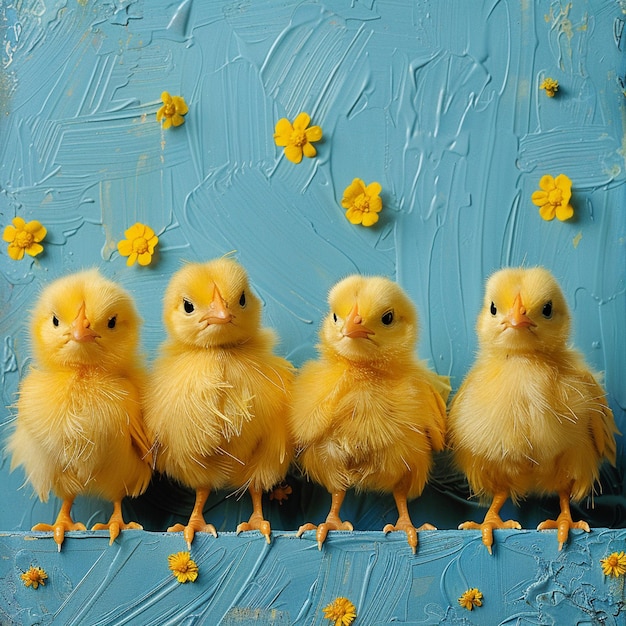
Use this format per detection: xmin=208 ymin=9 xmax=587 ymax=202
xmin=341 ymin=178 xmax=383 ymax=227
xmin=540 ymin=77 xmax=559 ymax=97
xmin=117 ymin=222 xmax=159 ymax=267
xmin=3 ymin=217 xmax=47 ymax=261
xmin=157 ymin=91 xmax=188 ymax=129
xmin=601 ymin=552 xmax=626 ymax=577
xmin=458 ymin=588 xmax=483 ymax=611
xmin=21 ymin=566 xmax=48 ymax=589
xmin=168 ymin=551 xmax=199 ymax=583
xmin=273 ymin=112 xmax=322 ymax=163
xmin=322 ymin=597 xmax=357 ymax=626
xmin=531 ymin=173 xmax=574 ymax=221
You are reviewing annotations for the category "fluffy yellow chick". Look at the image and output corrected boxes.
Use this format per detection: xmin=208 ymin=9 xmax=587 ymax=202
xmin=448 ymin=267 xmax=618 ymax=553
xmin=8 ymin=270 xmax=153 ymax=550
xmin=144 ymin=258 xmax=294 ymax=548
xmin=290 ymin=275 xmax=448 ymax=553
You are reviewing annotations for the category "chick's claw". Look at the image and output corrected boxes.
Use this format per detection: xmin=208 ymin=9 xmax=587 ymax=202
xmin=236 ymin=515 xmax=271 ymax=544
xmin=383 ymin=520 xmax=435 ymax=554
xmin=168 ymin=518 xmax=218 ymax=550
xmin=460 ymin=517 xmax=521 ymax=555
xmin=296 ymin=518 xmax=353 ymax=549
xmin=537 ymin=515 xmax=590 ymax=550
xmin=92 ymin=520 xmax=143 ymax=545
xmin=33 ymin=518 xmax=87 ymax=551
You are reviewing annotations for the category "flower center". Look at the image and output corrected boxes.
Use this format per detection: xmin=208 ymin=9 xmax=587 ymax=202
xmin=354 ymin=193 xmax=370 ymax=212
xmin=164 ymin=103 xmax=176 ymax=117
xmin=15 ymin=230 xmax=34 ymax=249
xmin=548 ymin=188 xmax=563 ymax=205
xmin=132 ymin=237 xmax=149 ymax=254
xmin=290 ymin=129 xmax=308 ymax=147
xmin=609 ymin=555 xmax=619 ymax=567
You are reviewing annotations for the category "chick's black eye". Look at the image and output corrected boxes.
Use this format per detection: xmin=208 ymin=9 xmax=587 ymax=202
xmin=52 ymin=315 xmax=59 ymax=327
xmin=381 ymin=310 xmax=394 ymax=325
xmin=183 ymin=298 xmax=195 ymax=314
xmin=333 ymin=313 xmax=338 ymax=323
xmin=490 ymin=302 xmax=497 ymax=316
xmin=107 ymin=315 xmax=117 ymax=329
xmin=239 ymin=291 xmax=246 ymax=308
xmin=542 ymin=300 xmax=553 ymax=319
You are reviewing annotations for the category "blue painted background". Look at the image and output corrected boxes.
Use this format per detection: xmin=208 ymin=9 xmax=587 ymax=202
xmin=1 ymin=0 xmax=625 ymax=543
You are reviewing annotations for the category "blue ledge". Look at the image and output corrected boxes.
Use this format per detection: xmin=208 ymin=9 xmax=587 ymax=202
xmin=1 ymin=528 xmax=624 ymax=625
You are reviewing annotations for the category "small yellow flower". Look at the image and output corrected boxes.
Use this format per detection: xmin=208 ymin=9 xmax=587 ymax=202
xmin=601 ymin=551 xmax=626 ymax=578
xmin=117 ymin=222 xmax=159 ymax=267
xmin=3 ymin=217 xmax=47 ymax=261
xmin=168 ymin=551 xmax=199 ymax=583
xmin=322 ymin=597 xmax=357 ymax=626
xmin=21 ymin=566 xmax=48 ymax=589
xmin=540 ymin=77 xmax=559 ymax=97
xmin=531 ymin=173 xmax=574 ymax=221
xmin=273 ymin=112 xmax=322 ymax=164
xmin=341 ymin=178 xmax=383 ymax=227
xmin=458 ymin=588 xmax=483 ymax=610
xmin=157 ymin=91 xmax=188 ymax=129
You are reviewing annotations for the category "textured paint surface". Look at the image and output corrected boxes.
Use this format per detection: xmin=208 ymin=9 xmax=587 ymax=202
xmin=0 ymin=0 xmax=625 ymax=621
xmin=2 ymin=529 xmax=626 ymax=625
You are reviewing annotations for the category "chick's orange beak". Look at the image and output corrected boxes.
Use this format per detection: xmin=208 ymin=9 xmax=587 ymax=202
xmin=71 ymin=301 xmax=100 ymax=342
xmin=504 ymin=293 xmax=536 ymax=329
xmin=343 ymin=303 xmax=375 ymax=339
xmin=200 ymin=284 xmax=233 ymax=325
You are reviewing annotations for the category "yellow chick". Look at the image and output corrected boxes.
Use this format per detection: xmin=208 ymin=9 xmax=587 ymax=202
xmin=290 ymin=275 xmax=448 ymax=553
xmin=143 ymin=257 xmax=294 ymax=548
xmin=448 ymin=267 xmax=618 ymax=553
xmin=8 ymin=270 xmax=153 ymax=550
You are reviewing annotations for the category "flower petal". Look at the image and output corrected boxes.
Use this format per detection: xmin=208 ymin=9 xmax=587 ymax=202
xmin=156 ymin=106 xmax=166 ymax=122
xmin=539 ymin=174 xmax=555 ymax=191
xmin=539 ymin=204 xmax=556 ymax=221
xmin=365 ymin=181 xmax=382 ymax=197
xmin=171 ymin=113 xmax=185 ymax=127
xmin=127 ymin=252 xmax=138 ymax=267
xmin=25 ymin=243 xmax=44 ymax=257
xmin=556 ymin=203 xmax=574 ymax=221
xmin=117 ymin=239 xmax=133 ymax=256
xmin=346 ymin=208 xmax=363 ymax=224
xmin=343 ymin=179 xmax=366 ymax=203
xmin=3 ymin=225 xmax=16 ymax=243
xmin=368 ymin=195 xmax=383 ymax=213
xmin=274 ymin=118 xmax=293 ymax=145
xmin=284 ymin=144 xmax=303 ymax=164
xmin=7 ymin=243 xmax=25 ymax=260
xmin=555 ymin=174 xmax=572 ymax=203
xmin=124 ymin=223 xmax=144 ymax=240
xmin=302 ymin=142 xmax=317 ymax=158
xmin=172 ymin=96 xmax=188 ymax=115
xmin=293 ymin=111 xmax=311 ymax=130
xmin=361 ymin=212 xmax=379 ymax=227
xmin=12 ymin=216 xmax=26 ymax=229
xmin=305 ymin=125 xmax=322 ymax=142
xmin=161 ymin=91 xmax=172 ymax=104
xmin=137 ymin=251 xmax=153 ymax=266
xmin=531 ymin=190 xmax=548 ymax=207
xmin=162 ymin=117 xmax=172 ymax=130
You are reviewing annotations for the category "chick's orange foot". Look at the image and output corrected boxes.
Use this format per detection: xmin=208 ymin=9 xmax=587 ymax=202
xmin=383 ymin=519 xmax=436 ymax=554
xmin=236 ymin=513 xmax=271 ymax=543
xmin=91 ymin=501 xmax=143 ymax=545
xmin=297 ymin=517 xmax=354 ymax=550
xmin=459 ymin=516 xmax=522 ymax=555
xmin=537 ymin=514 xmax=590 ymax=550
xmin=32 ymin=499 xmax=86 ymax=550
xmin=168 ymin=516 xmax=218 ymax=549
